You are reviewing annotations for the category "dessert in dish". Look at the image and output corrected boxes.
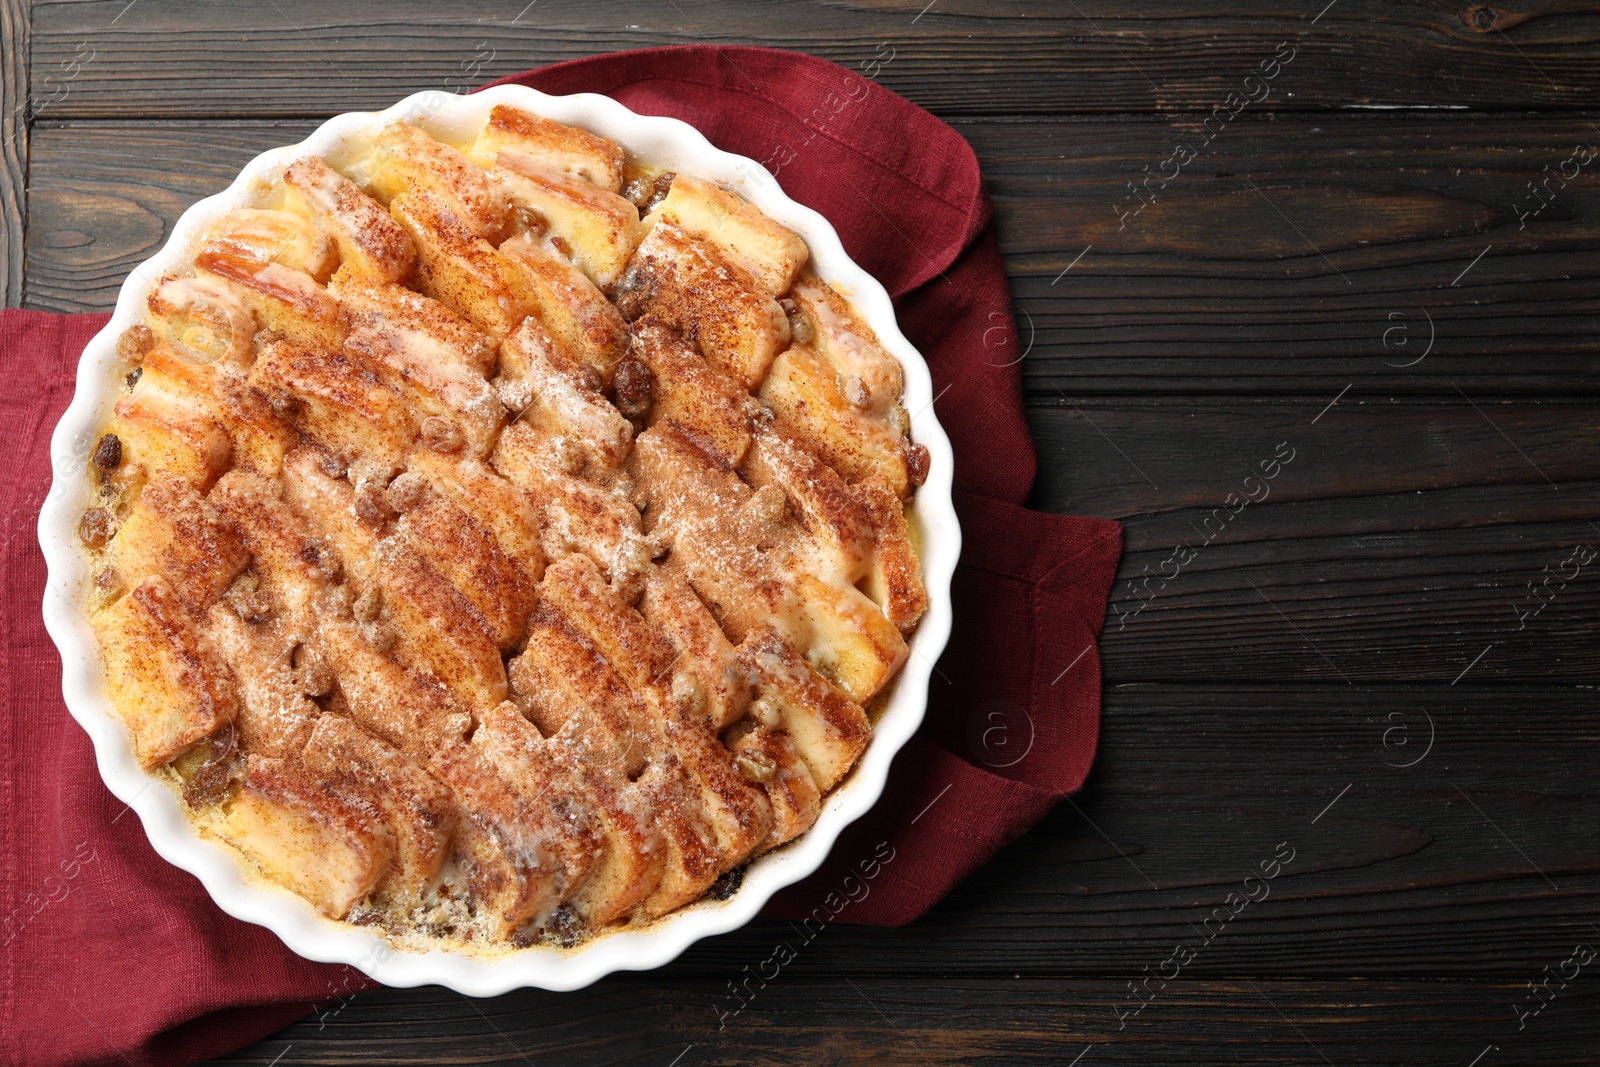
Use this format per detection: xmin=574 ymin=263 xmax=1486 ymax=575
xmin=77 ymin=104 xmax=929 ymax=950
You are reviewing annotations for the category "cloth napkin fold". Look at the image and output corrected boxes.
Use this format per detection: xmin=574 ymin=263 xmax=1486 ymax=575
xmin=1 ymin=45 xmax=1120 ymax=1067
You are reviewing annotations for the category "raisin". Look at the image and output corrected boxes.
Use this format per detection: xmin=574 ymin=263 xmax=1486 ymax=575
xmin=421 ymin=416 xmax=463 ymax=454
xmin=905 ymin=442 xmax=930 ymax=487
xmin=91 ymin=433 xmax=122 ymax=471
xmin=641 ymin=171 xmax=676 ymax=214
xmin=78 ymin=507 xmax=114 ymax=548
xmin=543 ymin=904 xmax=585 ymax=948
xmin=705 ymin=865 xmax=745 ymax=901
xmin=124 ymin=367 xmax=142 ymax=391
xmin=611 ymin=357 xmax=654 ymax=417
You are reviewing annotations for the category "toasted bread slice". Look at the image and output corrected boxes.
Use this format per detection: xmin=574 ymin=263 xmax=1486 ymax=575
xmin=331 ymin=272 xmax=498 ymax=378
xmin=93 ymin=575 xmax=238 ymax=768
xmin=282 ymin=452 xmax=508 ymax=709
xmin=206 ymin=608 xmax=319 ymax=760
xmin=647 ymin=175 xmax=807 ymax=296
xmin=852 ymin=479 xmax=928 ymax=633
xmin=627 ymin=317 xmax=752 ymax=469
xmin=789 ymin=277 xmax=902 ymax=417
xmin=742 ymin=428 xmax=872 ymax=585
xmin=223 ymin=754 xmax=392 ymax=919
xmin=509 ymin=607 xmax=647 ymax=779
xmin=342 ymin=324 xmax=500 ymax=459
xmin=146 ymin=275 xmax=256 ymax=369
xmin=498 ymin=317 xmax=633 ymax=471
xmin=492 ymin=152 xmax=640 ymax=289
xmin=793 ymin=571 xmax=907 ymax=704
xmin=194 ymin=215 xmax=345 ymax=352
xmin=491 ymin=422 xmax=650 ymax=585
xmin=426 ymin=739 xmax=570 ymax=938
xmin=105 ymin=473 xmax=249 ymax=612
xmin=470 ymin=701 xmax=601 ymax=904
xmin=630 ymin=425 xmax=804 ymax=645
xmin=467 ymin=105 xmax=625 ymax=192
xmin=362 ymin=122 xmax=508 ymax=239
xmin=248 ymin=340 xmax=412 ymax=471
xmin=111 ymin=368 xmax=233 ymax=489
xmin=138 ymin=343 xmax=293 ymax=476
xmin=760 ymin=345 xmax=910 ymax=497
xmin=389 ymin=190 xmax=530 ymax=339
xmin=208 ymin=469 xmax=338 ymax=619
xmin=639 ymin=567 xmax=750 ymax=730
xmin=283 ymin=156 xmax=416 ymax=284
xmin=724 ymin=720 xmax=821 ymax=852
xmin=633 ymin=756 xmax=723 ymax=920
xmin=317 ymin=618 xmax=474 ymax=757
xmin=497 ymin=232 xmax=629 ymax=378
xmin=302 ymin=714 xmax=458 ymax=900
xmin=404 ymin=452 xmax=544 ymax=582
xmin=397 ymin=490 xmax=536 ymax=649
xmin=613 ymin=222 xmax=789 ymax=390
xmin=736 ymin=626 xmax=870 ymax=791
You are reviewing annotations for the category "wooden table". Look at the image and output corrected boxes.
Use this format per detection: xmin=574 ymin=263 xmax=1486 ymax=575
xmin=7 ymin=2 xmax=1598 ymax=1063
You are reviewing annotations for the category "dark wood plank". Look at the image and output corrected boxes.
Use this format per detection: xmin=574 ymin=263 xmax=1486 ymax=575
xmin=24 ymin=116 xmax=1600 ymax=396
xmin=964 ymin=113 xmax=1600 ymax=397
xmin=206 ymin=976 xmax=1600 ymax=1066
xmin=30 ymin=0 xmax=1600 ymax=119
xmin=1026 ymin=398 xmax=1600 ymax=683
xmin=0 ymin=0 xmax=27 ymax=306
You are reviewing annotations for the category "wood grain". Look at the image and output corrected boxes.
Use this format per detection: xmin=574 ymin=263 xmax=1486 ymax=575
xmin=28 ymin=0 xmax=1600 ymax=118
xmin=23 ymin=116 xmax=1600 ymax=394
xmin=0 ymin=0 xmax=27 ymax=306
xmin=206 ymin=976 xmax=1600 ymax=1066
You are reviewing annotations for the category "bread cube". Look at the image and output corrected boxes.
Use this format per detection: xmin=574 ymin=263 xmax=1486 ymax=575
xmin=397 ymin=491 xmax=536 ymax=649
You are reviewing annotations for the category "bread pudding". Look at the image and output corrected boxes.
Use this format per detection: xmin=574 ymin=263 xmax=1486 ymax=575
xmin=77 ymin=105 xmax=928 ymax=950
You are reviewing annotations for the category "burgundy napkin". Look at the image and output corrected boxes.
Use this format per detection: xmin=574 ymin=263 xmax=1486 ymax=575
xmin=1 ymin=45 xmax=1120 ymax=1067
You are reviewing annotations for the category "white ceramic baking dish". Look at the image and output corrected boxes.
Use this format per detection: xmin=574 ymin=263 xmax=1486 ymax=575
xmin=37 ymin=85 xmax=960 ymax=996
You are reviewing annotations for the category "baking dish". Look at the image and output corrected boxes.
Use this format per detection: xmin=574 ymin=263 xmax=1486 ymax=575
xmin=37 ymin=84 xmax=960 ymax=995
